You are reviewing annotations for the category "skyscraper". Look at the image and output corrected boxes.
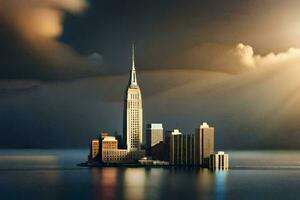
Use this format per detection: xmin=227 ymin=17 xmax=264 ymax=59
xmin=123 ymin=44 xmax=143 ymax=151
xmin=195 ymin=122 xmax=214 ymax=167
xmin=170 ymin=129 xmax=183 ymax=165
xmin=146 ymin=123 xmax=164 ymax=156
xmin=169 ymin=129 xmax=195 ymax=165
xmin=185 ymin=134 xmax=196 ymax=165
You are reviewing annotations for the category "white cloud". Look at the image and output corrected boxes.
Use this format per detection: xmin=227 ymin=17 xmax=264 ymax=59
xmin=229 ymin=43 xmax=300 ymax=70
xmin=182 ymin=42 xmax=300 ymax=73
xmin=229 ymin=43 xmax=256 ymax=69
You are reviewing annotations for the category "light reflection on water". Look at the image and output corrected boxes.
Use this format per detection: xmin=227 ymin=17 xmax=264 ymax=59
xmin=88 ymin=167 xmax=228 ymax=200
xmin=124 ymin=168 xmax=146 ymax=200
xmin=215 ymin=171 xmax=227 ymax=200
xmin=1 ymin=150 xmax=300 ymax=200
xmin=92 ymin=168 xmax=118 ymax=200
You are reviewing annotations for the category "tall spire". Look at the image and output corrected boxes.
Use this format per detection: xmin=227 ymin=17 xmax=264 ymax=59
xmin=130 ymin=43 xmax=138 ymax=87
xmin=132 ymin=43 xmax=135 ymax=70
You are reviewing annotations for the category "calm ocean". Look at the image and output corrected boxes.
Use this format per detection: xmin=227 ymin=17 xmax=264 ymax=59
xmin=0 ymin=149 xmax=300 ymax=200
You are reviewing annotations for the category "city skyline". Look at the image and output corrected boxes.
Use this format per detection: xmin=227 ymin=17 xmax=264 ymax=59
xmin=1 ymin=1 xmax=300 ymax=200
xmin=1 ymin=0 xmax=300 ymax=149
xmin=87 ymin=51 xmax=226 ymax=168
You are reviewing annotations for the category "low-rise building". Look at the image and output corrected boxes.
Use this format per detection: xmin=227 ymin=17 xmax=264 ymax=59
xmin=138 ymin=157 xmax=169 ymax=165
xmin=102 ymin=149 xmax=128 ymax=163
xmin=209 ymin=151 xmax=229 ymax=170
xmin=100 ymin=136 xmax=145 ymax=163
xmin=129 ymin=150 xmax=146 ymax=161
xmin=101 ymin=136 xmax=128 ymax=163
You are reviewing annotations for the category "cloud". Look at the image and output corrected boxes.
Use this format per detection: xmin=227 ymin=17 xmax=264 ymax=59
xmin=0 ymin=0 xmax=88 ymax=39
xmin=1 ymin=43 xmax=300 ymax=148
xmin=228 ymin=43 xmax=256 ymax=68
xmin=179 ymin=42 xmax=300 ymax=74
xmin=231 ymin=43 xmax=300 ymax=70
xmin=0 ymin=0 xmax=98 ymax=80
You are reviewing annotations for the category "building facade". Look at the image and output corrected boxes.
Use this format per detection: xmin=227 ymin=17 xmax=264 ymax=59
xmin=146 ymin=123 xmax=164 ymax=156
xmin=123 ymin=45 xmax=143 ymax=152
xmin=89 ymin=45 xmax=145 ymax=164
xmin=102 ymin=136 xmax=118 ymax=149
xmin=169 ymin=129 xmax=182 ymax=165
xmin=101 ymin=136 xmax=128 ymax=163
xmin=169 ymin=129 xmax=196 ymax=165
xmin=195 ymin=122 xmax=214 ymax=167
xmin=209 ymin=151 xmax=229 ymax=170
xmin=185 ymin=134 xmax=196 ymax=165
xmin=101 ymin=137 xmax=145 ymax=163
xmin=102 ymin=149 xmax=128 ymax=163
xmin=90 ymin=139 xmax=100 ymax=160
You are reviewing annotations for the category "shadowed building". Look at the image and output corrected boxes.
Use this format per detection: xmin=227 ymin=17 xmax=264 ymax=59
xmin=150 ymin=141 xmax=166 ymax=161
xmin=169 ymin=129 xmax=196 ymax=165
xmin=170 ymin=129 xmax=182 ymax=165
xmin=100 ymin=133 xmax=109 ymax=140
xmin=113 ymin=132 xmax=123 ymax=149
xmin=146 ymin=123 xmax=164 ymax=156
xmin=185 ymin=134 xmax=195 ymax=165
xmin=196 ymin=122 xmax=215 ymax=167
xmin=96 ymin=133 xmax=109 ymax=161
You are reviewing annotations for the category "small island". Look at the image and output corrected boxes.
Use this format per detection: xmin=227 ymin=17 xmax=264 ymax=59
xmin=79 ymin=45 xmax=229 ymax=170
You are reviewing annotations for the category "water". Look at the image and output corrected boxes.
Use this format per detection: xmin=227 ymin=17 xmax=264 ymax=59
xmin=0 ymin=150 xmax=300 ymax=200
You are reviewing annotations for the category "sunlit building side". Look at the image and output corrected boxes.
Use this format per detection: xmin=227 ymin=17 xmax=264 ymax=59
xmin=102 ymin=136 xmax=128 ymax=163
xmin=196 ymin=122 xmax=214 ymax=167
xmin=123 ymin=44 xmax=143 ymax=152
xmin=146 ymin=123 xmax=164 ymax=156
xmin=90 ymin=139 xmax=100 ymax=161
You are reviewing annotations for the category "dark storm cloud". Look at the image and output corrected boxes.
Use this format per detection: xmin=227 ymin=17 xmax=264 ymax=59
xmin=0 ymin=0 xmax=99 ymax=81
xmin=61 ymin=0 xmax=300 ymax=73
xmin=2 ymin=0 xmax=300 ymax=81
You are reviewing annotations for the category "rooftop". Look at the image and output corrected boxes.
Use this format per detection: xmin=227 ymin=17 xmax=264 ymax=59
xmin=171 ymin=129 xmax=182 ymax=135
xmin=103 ymin=136 xmax=117 ymax=142
xmin=200 ymin=122 xmax=210 ymax=129
xmin=148 ymin=123 xmax=163 ymax=129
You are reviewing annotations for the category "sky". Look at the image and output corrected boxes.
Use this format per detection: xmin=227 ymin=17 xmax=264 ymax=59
xmin=1 ymin=0 xmax=300 ymax=149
